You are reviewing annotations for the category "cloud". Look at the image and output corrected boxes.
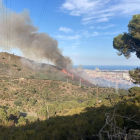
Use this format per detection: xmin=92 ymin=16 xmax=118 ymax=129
xmin=91 ymin=31 xmax=121 ymax=36
xmin=54 ymin=34 xmax=81 ymax=40
xmin=89 ymin=26 xmax=95 ymax=29
xmin=97 ymin=24 xmax=116 ymax=29
xmin=71 ymin=41 xmax=81 ymax=49
xmin=77 ymin=30 xmax=91 ymax=37
xmin=103 ymin=31 xmax=122 ymax=35
xmin=54 ymin=30 xmax=120 ymax=41
xmin=92 ymin=31 xmax=100 ymax=36
xmin=61 ymin=0 xmax=140 ymax=24
xmin=59 ymin=26 xmax=73 ymax=33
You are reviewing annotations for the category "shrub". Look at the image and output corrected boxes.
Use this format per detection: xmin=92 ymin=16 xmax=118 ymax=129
xmin=0 ymin=108 xmax=8 ymax=124
xmin=29 ymin=87 xmax=38 ymax=94
xmin=29 ymin=98 xmax=37 ymax=106
xmin=24 ymin=97 xmax=29 ymax=102
xmin=27 ymin=116 xmax=37 ymax=123
xmin=12 ymin=64 xmax=17 ymax=67
xmin=10 ymin=91 xmax=18 ymax=95
xmin=7 ymin=108 xmax=20 ymax=118
xmin=30 ymin=75 xmax=35 ymax=79
xmin=128 ymin=87 xmax=140 ymax=97
xmin=14 ymin=100 xmax=22 ymax=107
xmin=17 ymin=67 xmax=22 ymax=71
xmin=18 ymin=116 xmax=26 ymax=125
xmin=2 ymin=87 xmax=8 ymax=91
xmin=37 ymin=108 xmax=48 ymax=118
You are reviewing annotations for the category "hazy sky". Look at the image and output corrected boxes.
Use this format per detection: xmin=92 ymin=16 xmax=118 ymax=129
xmin=2 ymin=0 xmax=140 ymax=66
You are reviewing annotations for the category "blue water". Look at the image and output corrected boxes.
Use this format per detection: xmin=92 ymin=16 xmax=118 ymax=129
xmin=73 ymin=65 xmax=138 ymax=71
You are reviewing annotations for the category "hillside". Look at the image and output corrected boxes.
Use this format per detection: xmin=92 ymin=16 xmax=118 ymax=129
xmin=0 ymin=78 xmax=140 ymax=139
xmin=0 ymin=75 xmax=127 ymax=116
xmin=0 ymin=52 xmax=140 ymax=140
xmin=0 ymin=52 xmax=67 ymax=79
xmin=0 ymin=52 xmax=94 ymax=87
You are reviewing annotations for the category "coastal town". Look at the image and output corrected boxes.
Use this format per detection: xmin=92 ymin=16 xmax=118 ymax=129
xmin=84 ymin=68 xmax=132 ymax=84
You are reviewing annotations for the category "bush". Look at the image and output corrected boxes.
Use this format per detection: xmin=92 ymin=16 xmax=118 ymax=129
xmin=2 ymin=87 xmax=8 ymax=91
xmin=0 ymin=108 xmax=8 ymax=124
xmin=29 ymin=87 xmax=38 ymax=94
xmin=12 ymin=64 xmax=17 ymax=67
xmin=27 ymin=116 xmax=37 ymax=123
xmin=128 ymin=87 xmax=140 ymax=97
xmin=29 ymin=75 xmax=35 ymax=79
xmin=37 ymin=108 xmax=48 ymax=118
xmin=7 ymin=108 xmax=20 ymax=118
xmin=10 ymin=91 xmax=18 ymax=95
xmin=24 ymin=97 xmax=29 ymax=102
xmin=18 ymin=116 xmax=26 ymax=125
xmin=29 ymin=98 xmax=37 ymax=106
xmin=14 ymin=100 xmax=22 ymax=107
xmin=17 ymin=67 xmax=22 ymax=71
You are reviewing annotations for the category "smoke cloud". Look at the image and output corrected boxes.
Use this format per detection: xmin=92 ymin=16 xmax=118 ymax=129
xmin=70 ymin=66 xmax=139 ymax=90
xmin=0 ymin=1 xmax=72 ymax=69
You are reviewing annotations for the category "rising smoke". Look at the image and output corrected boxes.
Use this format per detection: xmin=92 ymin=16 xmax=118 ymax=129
xmin=0 ymin=1 xmax=136 ymax=90
xmin=0 ymin=1 xmax=72 ymax=69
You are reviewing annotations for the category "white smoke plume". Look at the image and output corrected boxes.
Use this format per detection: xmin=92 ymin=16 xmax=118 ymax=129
xmin=0 ymin=1 xmax=72 ymax=69
xmin=70 ymin=65 xmax=138 ymax=89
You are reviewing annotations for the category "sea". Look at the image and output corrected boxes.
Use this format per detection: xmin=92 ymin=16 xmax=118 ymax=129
xmin=73 ymin=65 xmax=138 ymax=71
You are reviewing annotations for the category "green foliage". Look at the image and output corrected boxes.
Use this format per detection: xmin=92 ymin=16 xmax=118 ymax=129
xmin=0 ymin=96 xmax=140 ymax=140
xmin=26 ymin=116 xmax=37 ymax=123
xmin=128 ymin=87 xmax=140 ymax=97
xmin=37 ymin=108 xmax=48 ymax=118
xmin=18 ymin=116 xmax=27 ymax=125
xmin=10 ymin=90 xmax=18 ymax=95
xmin=7 ymin=108 xmax=20 ymax=118
xmin=113 ymin=14 xmax=140 ymax=84
xmin=29 ymin=98 xmax=37 ymax=106
xmin=129 ymin=68 xmax=140 ymax=84
xmin=12 ymin=64 xmax=17 ymax=67
xmin=0 ymin=84 xmax=139 ymax=139
xmin=29 ymin=86 xmax=38 ymax=94
xmin=29 ymin=75 xmax=36 ymax=79
xmin=0 ymin=108 xmax=8 ymax=123
xmin=24 ymin=97 xmax=29 ymax=102
xmin=77 ymin=96 xmax=87 ymax=103
xmin=14 ymin=100 xmax=22 ymax=107
xmin=113 ymin=14 xmax=140 ymax=59
xmin=2 ymin=87 xmax=8 ymax=91
xmin=128 ymin=14 xmax=140 ymax=40
xmin=17 ymin=67 xmax=22 ymax=71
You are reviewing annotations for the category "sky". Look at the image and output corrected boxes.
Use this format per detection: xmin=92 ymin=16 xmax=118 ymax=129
xmin=1 ymin=0 xmax=140 ymax=66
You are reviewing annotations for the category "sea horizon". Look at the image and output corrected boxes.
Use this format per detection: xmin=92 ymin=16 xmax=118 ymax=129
xmin=73 ymin=65 xmax=139 ymax=71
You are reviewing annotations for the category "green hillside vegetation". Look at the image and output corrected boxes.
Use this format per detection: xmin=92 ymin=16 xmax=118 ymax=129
xmin=0 ymin=52 xmax=139 ymax=139
xmin=0 ymin=75 xmax=127 ymax=118
xmin=0 ymin=71 xmax=139 ymax=139
xmin=0 ymin=87 xmax=140 ymax=140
